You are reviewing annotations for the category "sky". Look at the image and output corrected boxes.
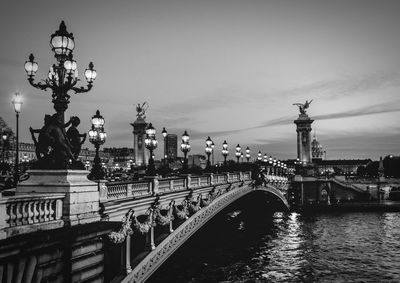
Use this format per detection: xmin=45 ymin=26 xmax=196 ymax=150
xmin=0 ymin=0 xmax=399 ymax=161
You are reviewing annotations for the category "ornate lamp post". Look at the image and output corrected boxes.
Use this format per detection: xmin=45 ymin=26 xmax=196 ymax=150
xmin=235 ymin=144 xmax=241 ymax=163
xmin=24 ymin=21 xmax=96 ymax=124
xmin=180 ymin=131 xmax=190 ymax=172
xmin=245 ymin=147 xmax=250 ymax=163
xmin=12 ymin=92 xmax=23 ymax=187
xmin=162 ymin=127 xmax=167 ymax=167
xmin=240 ymin=153 xmax=244 ymax=163
xmin=222 ymin=140 xmax=228 ymax=166
xmin=205 ymin=136 xmax=213 ymax=169
xmin=2 ymin=132 xmax=8 ymax=165
xmin=211 ymin=141 xmax=215 ymax=165
xmin=144 ymin=123 xmax=158 ymax=176
xmin=88 ymin=110 xmax=106 ymax=180
xmin=257 ymin=151 xmax=262 ymax=162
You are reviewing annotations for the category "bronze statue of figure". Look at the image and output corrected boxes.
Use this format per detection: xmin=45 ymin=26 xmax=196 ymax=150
xmin=30 ymin=114 xmax=81 ymax=169
xmin=66 ymin=116 xmax=87 ymax=159
xmin=293 ymin=99 xmax=313 ymax=115
xmin=136 ymin=102 xmax=148 ymax=120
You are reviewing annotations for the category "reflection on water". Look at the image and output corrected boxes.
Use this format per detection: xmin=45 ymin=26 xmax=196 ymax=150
xmin=149 ymin=209 xmax=400 ymax=283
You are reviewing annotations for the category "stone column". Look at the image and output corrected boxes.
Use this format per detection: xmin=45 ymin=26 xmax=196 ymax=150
xmin=131 ymin=118 xmax=148 ymax=167
xmin=294 ymin=114 xmax=314 ymax=165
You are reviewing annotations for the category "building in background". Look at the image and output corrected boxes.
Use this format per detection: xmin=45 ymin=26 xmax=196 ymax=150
xmin=165 ymin=134 xmax=178 ymax=161
xmin=311 ymin=133 xmax=324 ymax=162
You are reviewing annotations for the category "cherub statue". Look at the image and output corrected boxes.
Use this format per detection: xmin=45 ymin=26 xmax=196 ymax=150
xmin=136 ymin=102 xmax=148 ymax=119
xmin=293 ymin=99 xmax=313 ymax=115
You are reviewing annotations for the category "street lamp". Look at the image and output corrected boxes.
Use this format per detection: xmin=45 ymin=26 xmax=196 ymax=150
xmin=144 ymin=123 xmax=158 ymax=176
xmin=263 ymin=153 xmax=268 ymax=163
xmin=2 ymin=132 xmax=8 ymax=165
xmin=235 ymin=144 xmax=241 ymax=163
xmin=205 ymin=136 xmax=213 ymax=169
xmin=12 ymin=92 xmax=23 ymax=187
xmin=245 ymin=147 xmax=250 ymax=163
xmin=181 ymin=131 xmax=190 ymax=172
xmin=211 ymin=141 xmax=215 ymax=165
xmin=257 ymin=151 xmax=262 ymax=162
xmin=222 ymin=140 xmax=228 ymax=166
xmin=88 ymin=110 xmax=106 ymax=180
xmin=162 ymin=127 xmax=167 ymax=167
xmin=24 ymin=21 xmax=96 ymax=125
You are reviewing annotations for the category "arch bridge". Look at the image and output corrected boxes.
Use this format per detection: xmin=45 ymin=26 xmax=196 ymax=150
xmin=101 ymin=172 xmax=289 ymax=282
xmin=0 ymin=171 xmax=288 ymax=283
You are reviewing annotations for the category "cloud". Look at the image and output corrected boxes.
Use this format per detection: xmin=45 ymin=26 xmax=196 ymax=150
xmin=276 ymin=71 xmax=400 ymax=101
xmin=312 ymin=101 xmax=400 ymax=121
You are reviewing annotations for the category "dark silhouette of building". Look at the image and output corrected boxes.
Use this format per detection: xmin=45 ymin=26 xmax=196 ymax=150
xmin=166 ymin=134 xmax=178 ymax=161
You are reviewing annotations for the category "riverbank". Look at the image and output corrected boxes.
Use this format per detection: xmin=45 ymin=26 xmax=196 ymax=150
xmin=299 ymin=200 xmax=400 ymax=213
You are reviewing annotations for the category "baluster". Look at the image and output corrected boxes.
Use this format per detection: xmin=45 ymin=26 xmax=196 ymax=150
xmin=39 ymin=200 xmax=45 ymax=222
xmin=8 ymin=203 xmax=16 ymax=226
xmin=27 ymin=201 xmax=34 ymax=224
xmin=33 ymin=201 xmax=39 ymax=223
xmin=16 ymin=202 xmax=23 ymax=226
xmin=49 ymin=199 xmax=55 ymax=221
xmin=21 ymin=201 xmax=29 ymax=225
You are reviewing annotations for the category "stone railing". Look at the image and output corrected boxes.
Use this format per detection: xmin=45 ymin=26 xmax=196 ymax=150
xmin=100 ymin=172 xmax=253 ymax=203
xmin=213 ymin=174 xmax=227 ymax=184
xmin=101 ymin=180 xmax=153 ymax=201
xmin=157 ymin=177 xmax=187 ymax=194
xmin=189 ymin=175 xmax=211 ymax=188
xmin=0 ymin=193 xmax=65 ymax=239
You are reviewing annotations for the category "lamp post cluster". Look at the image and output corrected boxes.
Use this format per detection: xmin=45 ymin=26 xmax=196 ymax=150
xmin=245 ymin=147 xmax=250 ymax=162
xmin=222 ymin=140 xmax=229 ymax=166
xmin=180 ymin=131 xmax=191 ymax=172
xmin=1 ymin=132 xmax=8 ymax=166
xmin=12 ymin=92 xmax=23 ymax=187
xmin=205 ymin=136 xmax=213 ymax=169
xmin=144 ymin=123 xmax=158 ymax=176
xmin=162 ymin=127 xmax=167 ymax=167
xmin=235 ymin=144 xmax=241 ymax=163
xmin=24 ymin=21 xmax=96 ymax=124
xmin=88 ymin=110 xmax=107 ymax=180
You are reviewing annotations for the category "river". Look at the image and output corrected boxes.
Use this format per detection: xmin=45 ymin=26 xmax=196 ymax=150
xmin=148 ymin=195 xmax=400 ymax=282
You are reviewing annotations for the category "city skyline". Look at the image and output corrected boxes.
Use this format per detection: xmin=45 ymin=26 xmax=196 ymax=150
xmin=1 ymin=0 xmax=399 ymax=161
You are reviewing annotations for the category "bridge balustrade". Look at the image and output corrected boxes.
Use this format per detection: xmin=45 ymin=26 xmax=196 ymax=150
xmin=158 ymin=177 xmax=187 ymax=194
xmin=228 ymin=172 xmax=240 ymax=182
xmin=214 ymin=174 xmax=227 ymax=184
xmin=0 ymin=193 xmax=64 ymax=238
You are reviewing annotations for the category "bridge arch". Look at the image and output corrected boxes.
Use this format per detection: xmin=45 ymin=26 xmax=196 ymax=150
xmin=121 ymin=183 xmax=288 ymax=282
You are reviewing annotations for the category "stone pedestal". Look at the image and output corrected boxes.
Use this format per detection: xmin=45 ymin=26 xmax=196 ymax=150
xmin=294 ymin=114 xmax=314 ymax=165
xmin=16 ymin=170 xmax=100 ymax=226
xmin=131 ymin=118 xmax=148 ymax=167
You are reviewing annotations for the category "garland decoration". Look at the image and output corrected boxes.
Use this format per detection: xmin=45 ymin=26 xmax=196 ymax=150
xmin=174 ymin=200 xmax=189 ymax=220
xmin=154 ymin=201 xmax=174 ymax=226
xmin=107 ymin=209 xmax=135 ymax=244
xmin=132 ymin=210 xmax=153 ymax=234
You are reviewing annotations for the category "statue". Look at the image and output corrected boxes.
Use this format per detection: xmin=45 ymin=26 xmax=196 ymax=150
xmin=293 ymin=99 xmax=313 ymax=115
xmin=66 ymin=116 xmax=87 ymax=159
xmin=136 ymin=102 xmax=148 ymax=120
xmin=30 ymin=114 xmax=84 ymax=169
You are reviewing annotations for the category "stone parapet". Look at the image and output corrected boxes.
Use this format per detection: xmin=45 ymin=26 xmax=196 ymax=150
xmin=16 ymin=170 xmax=100 ymax=226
